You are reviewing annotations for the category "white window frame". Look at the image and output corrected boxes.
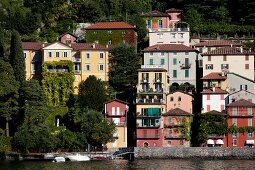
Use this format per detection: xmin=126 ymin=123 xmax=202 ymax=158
xmin=85 ymin=64 xmax=90 ymax=71
xmin=63 ymin=51 xmax=68 ymax=57
xmin=48 ymin=52 xmax=52 ymax=58
xmin=99 ymin=52 xmax=104 ymax=59
xmin=56 ymin=52 xmax=60 ymax=58
xmin=86 ymin=53 xmax=90 ymax=59
xmin=99 ymin=64 xmax=104 ymax=71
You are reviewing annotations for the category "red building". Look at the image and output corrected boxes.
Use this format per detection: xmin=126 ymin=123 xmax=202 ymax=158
xmin=104 ymin=99 xmax=129 ymax=148
xmin=226 ymin=99 xmax=255 ymax=147
xmin=58 ymin=32 xmax=78 ymax=45
xmin=141 ymin=10 xmax=169 ymax=31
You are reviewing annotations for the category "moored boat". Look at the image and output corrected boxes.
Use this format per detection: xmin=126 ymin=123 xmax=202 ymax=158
xmin=66 ymin=153 xmax=90 ymax=161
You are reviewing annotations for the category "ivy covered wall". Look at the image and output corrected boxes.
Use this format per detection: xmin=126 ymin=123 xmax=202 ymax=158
xmin=42 ymin=61 xmax=75 ymax=106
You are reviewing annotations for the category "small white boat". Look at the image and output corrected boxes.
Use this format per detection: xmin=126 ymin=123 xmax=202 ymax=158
xmin=66 ymin=153 xmax=90 ymax=161
xmin=53 ymin=156 xmax=66 ymax=163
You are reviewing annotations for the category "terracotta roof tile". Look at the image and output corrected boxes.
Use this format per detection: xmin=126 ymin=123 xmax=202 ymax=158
xmin=163 ymin=108 xmax=192 ymax=116
xmin=201 ymin=87 xmax=228 ymax=94
xmin=227 ymin=99 xmax=255 ymax=107
xmin=202 ymin=47 xmax=254 ymax=55
xmin=141 ymin=10 xmax=168 ymax=17
xmin=204 ymin=110 xmax=226 ymax=115
xmin=201 ymin=72 xmax=227 ymax=80
xmin=165 ymin=8 xmax=182 ymax=12
xmin=194 ymin=40 xmax=240 ymax=47
xmin=143 ymin=44 xmax=197 ymax=52
xmin=71 ymin=43 xmax=108 ymax=51
xmin=22 ymin=42 xmax=44 ymax=50
xmin=85 ymin=22 xmax=135 ymax=30
xmin=104 ymin=99 xmax=128 ymax=105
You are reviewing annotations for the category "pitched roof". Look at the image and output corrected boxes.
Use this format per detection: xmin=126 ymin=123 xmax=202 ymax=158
xmin=194 ymin=40 xmax=240 ymax=47
xmin=228 ymin=90 xmax=255 ymax=97
xmin=165 ymin=8 xmax=182 ymax=13
xmin=58 ymin=32 xmax=78 ymax=39
xmin=71 ymin=43 xmax=108 ymax=51
xmin=168 ymin=90 xmax=193 ymax=97
xmin=227 ymin=99 xmax=255 ymax=107
xmin=85 ymin=22 xmax=135 ymax=30
xmin=201 ymin=87 xmax=228 ymax=94
xmin=201 ymin=72 xmax=227 ymax=80
xmin=163 ymin=108 xmax=192 ymax=116
xmin=202 ymin=47 xmax=254 ymax=56
xmin=22 ymin=42 xmax=44 ymax=50
xmin=104 ymin=99 xmax=128 ymax=105
xmin=227 ymin=72 xmax=255 ymax=83
xmin=143 ymin=44 xmax=198 ymax=52
xmin=203 ymin=110 xmax=226 ymax=115
xmin=141 ymin=10 xmax=168 ymax=17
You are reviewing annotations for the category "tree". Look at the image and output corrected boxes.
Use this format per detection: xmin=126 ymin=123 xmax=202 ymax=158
xmin=109 ymin=43 xmax=140 ymax=90
xmin=183 ymin=7 xmax=203 ymax=35
xmin=78 ymin=75 xmax=108 ymax=111
xmin=0 ymin=59 xmax=19 ymax=136
xmin=0 ymin=27 xmax=4 ymax=60
xmin=9 ymin=30 xmax=25 ymax=84
xmin=80 ymin=109 xmax=115 ymax=147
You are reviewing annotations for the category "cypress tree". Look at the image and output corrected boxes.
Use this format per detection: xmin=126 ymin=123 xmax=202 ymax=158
xmin=9 ymin=30 xmax=25 ymax=84
xmin=0 ymin=27 xmax=4 ymax=60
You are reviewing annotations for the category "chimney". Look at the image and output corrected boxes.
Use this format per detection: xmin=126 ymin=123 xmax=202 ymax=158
xmin=92 ymin=43 xmax=95 ymax=49
xmin=240 ymin=46 xmax=243 ymax=53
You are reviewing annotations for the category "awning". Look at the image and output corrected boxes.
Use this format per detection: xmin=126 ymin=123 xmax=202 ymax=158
xmin=246 ymin=140 xmax=254 ymax=144
xmin=216 ymin=139 xmax=224 ymax=145
xmin=207 ymin=139 xmax=214 ymax=145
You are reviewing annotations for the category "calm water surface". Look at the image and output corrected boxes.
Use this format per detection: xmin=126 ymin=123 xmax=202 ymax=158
xmin=0 ymin=159 xmax=255 ymax=170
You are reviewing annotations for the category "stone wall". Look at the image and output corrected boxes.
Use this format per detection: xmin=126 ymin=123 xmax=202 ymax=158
xmin=134 ymin=147 xmax=255 ymax=159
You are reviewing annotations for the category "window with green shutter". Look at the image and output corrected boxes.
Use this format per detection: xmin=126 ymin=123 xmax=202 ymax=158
xmin=160 ymin=59 xmax=165 ymax=65
xmin=185 ymin=69 xmax=189 ymax=78
xmin=173 ymin=70 xmax=177 ymax=78
xmin=173 ymin=58 xmax=177 ymax=65
xmin=185 ymin=58 xmax=189 ymax=66
xmin=150 ymin=58 xmax=153 ymax=65
xmin=248 ymin=107 xmax=252 ymax=115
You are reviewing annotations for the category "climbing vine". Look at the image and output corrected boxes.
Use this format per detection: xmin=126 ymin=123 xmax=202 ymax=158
xmin=228 ymin=125 xmax=255 ymax=133
xmin=42 ymin=61 xmax=74 ymax=106
xmin=183 ymin=116 xmax=193 ymax=140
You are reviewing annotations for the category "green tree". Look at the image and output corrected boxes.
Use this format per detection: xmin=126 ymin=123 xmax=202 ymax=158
xmin=183 ymin=7 xmax=203 ymax=35
xmin=0 ymin=59 xmax=19 ymax=136
xmin=0 ymin=27 xmax=4 ymax=60
xmin=109 ymin=43 xmax=140 ymax=90
xmin=9 ymin=30 xmax=25 ymax=84
xmin=81 ymin=110 xmax=115 ymax=147
xmin=78 ymin=75 xmax=108 ymax=111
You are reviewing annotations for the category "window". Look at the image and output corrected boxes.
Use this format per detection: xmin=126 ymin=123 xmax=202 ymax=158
xmin=206 ymin=64 xmax=213 ymax=70
xmin=108 ymin=30 xmax=112 ymax=34
xmin=232 ymin=118 xmax=237 ymax=126
xmin=173 ymin=58 xmax=177 ymax=65
xmin=99 ymin=64 xmax=104 ymax=71
xmin=56 ymin=52 xmax=59 ymax=58
xmin=158 ymin=19 xmax=163 ymax=29
xmin=207 ymin=105 xmax=210 ymax=112
xmin=221 ymin=64 xmax=229 ymax=69
xmin=185 ymin=52 xmax=189 ymax=55
xmin=63 ymin=52 xmax=68 ymax=57
xmin=233 ymin=139 xmax=237 ymax=146
xmin=245 ymin=55 xmax=249 ymax=61
xmin=112 ymin=107 xmax=115 ymax=115
xmin=199 ymin=60 xmax=203 ymax=67
xmin=85 ymin=64 xmax=90 ymax=71
xmin=150 ymin=58 xmax=154 ymax=65
xmin=240 ymin=84 xmax=248 ymax=90
xmin=171 ymin=33 xmax=176 ymax=38
xmin=248 ymin=107 xmax=252 ymax=115
xmin=247 ymin=132 xmax=254 ymax=138
xmin=108 ymin=40 xmax=112 ymax=45
xmin=146 ymin=20 xmax=152 ymax=29
xmin=48 ymin=52 xmax=52 ymax=58
xmin=160 ymin=59 xmax=165 ymax=65
xmin=74 ymin=64 xmax=81 ymax=73
xmin=248 ymin=118 xmax=252 ymax=126
xmin=99 ymin=52 xmax=104 ymax=59
xmin=24 ymin=53 xmax=26 ymax=58
xmin=173 ymin=70 xmax=177 ymax=78
xmin=208 ymin=55 xmax=211 ymax=61
xmin=199 ymin=48 xmax=202 ymax=53
xmin=185 ymin=58 xmax=189 ymax=67
xmin=223 ymin=55 xmax=227 ymax=61
xmin=232 ymin=107 xmax=237 ymax=115
xmin=179 ymin=33 xmax=184 ymax=38
xmin=245 ymin=64 xmax=249 ymax=69
xmin=173 ymin=52 xmax=177 ymax=55
xmin=170 ymin=97 xmax=174 ymax=102
xmin=220 ymin=94 xmax=225 ymax=100
xmin=31 ymin=63 xmax=39 ymax=74
xmin=86 ymin=53 xmax=90 ymax=59
xmin=178 ymin=96 xmax=181 ymax=101
xmin=207 ymin=94 xmax=210 ymax=100
xmin=161 ymin=52 xmax=164 ymax=56
xmin=185 ymin=69 xmax=189 ymax=78
xmin=208 ymin=47 xmax=211 ymax=52
xmin=173 ymin=13 xmax=177 ymax=20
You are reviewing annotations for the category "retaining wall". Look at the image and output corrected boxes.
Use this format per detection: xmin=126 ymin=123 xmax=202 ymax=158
xmin=134 ymin=147 xmax=255 ymax=159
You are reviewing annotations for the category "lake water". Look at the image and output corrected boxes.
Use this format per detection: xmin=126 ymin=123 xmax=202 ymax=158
xmin=0 ymin=159 xmax=255 ymax=170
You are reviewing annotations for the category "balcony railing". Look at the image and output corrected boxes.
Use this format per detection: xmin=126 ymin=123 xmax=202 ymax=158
xmin=228 ymin=113 xmax=253 ymax=118
xmin=138 ymin=88 xmax=165 ymax=93
xmin=136 ymin=134 xmax=160 ymax=139
xmin=74 ymin=70 xmax=81 ymax=74
xmin=72 ymin=57 xmax=81 ymax=62
xmin=164 ymin=134 xmax=186 ymax=139
xmin=47 ymin=69 xmax=69 ymax=73
xmin=136 ymin=98 xmax=165 ymax=104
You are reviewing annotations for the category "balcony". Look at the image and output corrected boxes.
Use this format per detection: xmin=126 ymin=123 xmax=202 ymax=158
xmin=180 ymin=63 xmax=191 ymax=69
xmin=74 ymin=70 xmax=81 ymax=74
xmin=72 ymin=57 xmax=81 ymax=62
xmin=138 ymin=88 xmax=165 ymax=94
xmin=164 ymin=134 xmax=186 ymax=139
xmin=228 ymin=113 xmax=253 ymax=118
xmin=136 ymin=98 xmax=164 ymax=104
xmin=47 ymin=68 xmax=69 ymax=73
xmin=136 ymin=134 xmax=160 ymax=139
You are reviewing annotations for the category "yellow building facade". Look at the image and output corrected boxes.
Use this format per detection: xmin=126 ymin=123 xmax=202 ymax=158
xmin=22 ymin=41 xmax=109 ymax=94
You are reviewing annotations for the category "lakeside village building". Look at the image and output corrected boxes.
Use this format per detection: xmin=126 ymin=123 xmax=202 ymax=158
xmin=22 ymin=8 xmax=255 ymax=148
